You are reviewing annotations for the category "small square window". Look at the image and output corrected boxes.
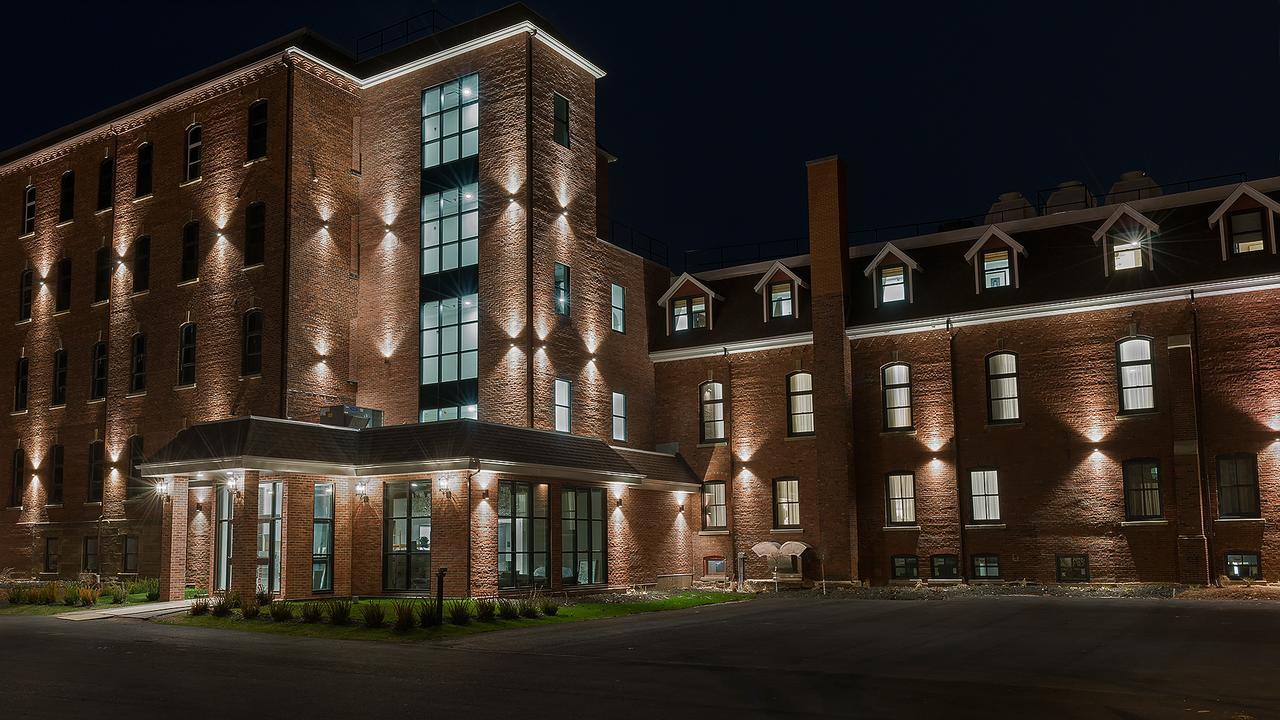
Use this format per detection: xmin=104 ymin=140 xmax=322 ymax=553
xmin=704 ymin=556 xmax=727 ymax=577
xmin=972 ymin=554 xmax=1000 ymax=579
xmin=931 ymin=554 xmax=959 ymax=580
xmin=1056 ymin=554 xmax=1089 ymax=583
xmin=1225 ymin=552 xmax=1260 ymax=581
xmin=891 ymin=555 xmax=918 ymax=580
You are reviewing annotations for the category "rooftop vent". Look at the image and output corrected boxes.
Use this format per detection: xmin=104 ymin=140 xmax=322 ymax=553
xmin=1044 ymin=180 xmax=1096 ymax=214
xmin=1104 ymin=170 xmax=1161 ymax=205
xmin=318 ymin=405 xmax=384 ymax=429
xmin=984 ymin=191 xmax=1038 ymax=225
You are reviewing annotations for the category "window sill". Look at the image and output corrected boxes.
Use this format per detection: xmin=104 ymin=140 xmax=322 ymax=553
xmin=94 ymin=207 xmax=113 ymax=216
xmin=124 ymin=391 xmax=147 ymax=399
xmin=700 ymin=575 xmax=729 ymax=582
xmin=242 ymin=263 xmax=264 ymax=271
xmin=55 ymin=219 xmax=74 ymax=228
xmin=239 ymin=374 xmax=262 ymax=381
xmin=50 ymin=404 xmax=65 ymax=410
xmin=52 ymin=310 xmax=69 ymax=317
xmin=90 ymin=299 xmax=108 ymax=308
xmin=85 ymin=502 xmax=102 ymax=506
xmin=174 ymin=383 xmax=197 ymax=391
xmin=771 ymin=527 xmax=803 ymax=534
xmin=44 ymin=504 xmax=63 ymax=508
xmin=889 ymin=578 xmax=921 ymax=585
xmin=964 ymin=523 xmax=1005 ymax=530
xmin=243 ymin=157 xmax=268 ymax=167
xmin=1215 ymin=517 xmax=1264 ymax=524
xmin=19 ymin=232 xmax=35 ymax=240
xmin=15 ymin=318 xmax=30 ymax=326
xmin=1121 ymin=519 xmax=1168 ymax=527
xmin=131 ymin=194 xmax=153 ymax=204
xmin=985 ymin=421 xmax=1023 ymax=430
xmin=10 ymin=410 xmax=28 ymax=417
xmin=3 ymin=506 xmax=20 ymax=511
xmin=130 ymin=290 xmax=149 ymax=298
xmin=785 ymin=434 xmax=815 ymax=442
xmin=699 ymin=529 xmax=729 ymax=536
xmin=178 ymin=177 xmax=203 ymax=188
xmin=927 ymin=578 xmax=963 ymax=585
xmin=881 ymin=428 xmax=917 ymax=436
xmin=883 ymin=525 xmax=920 ymax=531
xmin=176 ymin=278 xmax=199 ymax=287
xmin=86 ymin=398 xmax=105 ymax=405
xmin=1115 ymin=410 xmax=1158 ymax=421
xmin=697 ymin=441 xmax=727 ymax=448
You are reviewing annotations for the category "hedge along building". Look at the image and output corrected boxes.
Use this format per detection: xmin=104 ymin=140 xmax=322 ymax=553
xmin=4 ymin=3 xmax=1280 ymax=601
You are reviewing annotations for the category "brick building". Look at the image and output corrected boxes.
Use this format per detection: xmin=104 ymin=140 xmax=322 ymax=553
xmin=1 ymin=4 xmax=1276 ymax=600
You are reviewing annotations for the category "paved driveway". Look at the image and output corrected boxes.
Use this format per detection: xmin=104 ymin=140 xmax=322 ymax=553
xmin=2 ymin=595 xmax=1277 ymax=718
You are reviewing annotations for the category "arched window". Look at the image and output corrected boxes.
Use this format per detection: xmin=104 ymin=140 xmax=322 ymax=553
xmin=247 ymin=100 xmax=268 ymax=160
xmin=699 ymin=381 xmax=726 ymax=443
xmin=177 ymin=323 xmax=197 ymax=386
xmin=881 ymin=363 xmax=912 ymax=430
xmin=1116 ymin=337 xmax=1154 ymax=413
xmin=129 ymin=333 xmax=147 ymax=393
xmin=9 ymin=447 xmax=24 ymax=508
xmin=21 ymin=185 xmax=36 ymax=235
xmin=93 ymin=246 xmax=111 ymax=303
xmin=17 ymin=269 xmax=32 ymax=322
xmin=184 ymin=125 xmax=203 ymax=181
xmin=96 ymin=156 xmax=114 ymax=211
xmin=786 ymin=371 xmax=814 ymax=437
xmin=985 ymin=352 xmax=1020 ymax=423
xmin=58 ymin=170 xmax=75 ymax=222
xmin=241 ymin=309 xmax=263 ymax=376
xmin=89 ymin=341 xmax=108 ymax=400
xmin=135 ymin=142 xmax=153 ymax=197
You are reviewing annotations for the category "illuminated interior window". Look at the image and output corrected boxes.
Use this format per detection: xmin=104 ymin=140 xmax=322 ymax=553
xmin=972 ymin=554 xmax=1000 ymax=579
xmin=421 ymin=74 xmax=479 ymax=169
xmin=699 ymin=381 xmax=725 ymax=442
xmin=421 ymin=184 xmax=478 ymax=274
xmin=772 ymin=477 xmax=800 ymax=528
xmin=982 ymin=250 xmax=1010 ymax=288
xmin=702 ymin=481 xmax=726 ymax=530
xmin=881 ymin=363 xmax=912 ymax=430
xmin=554 ymin=263 xmax=571 ymax=316
xmin=1116 ymin=337 xmax=1154 ymax=412
xmin=1229 ymin=209 xmax=1265 ymax=254
xmin=786 ymin=371 xmax=814 ymax=436
xmin=769 ymin=281 xmax=793 ymax=318
xmin=1112 ymin=232 xmax=1146 ymax=271
xmin=986 ymin=352 xmax=1019 ymax=422
xmin=969 ymin=469 xmax=1000 ymax=523
xmin=420 ymin=294 xmax=478 ymax=385
xmin=611 ymin=391 xmax=626 ymax=441
xmin=554 ymin=378 xmax=572 ymax=432
xmin=419 ymin=405 xmax=478 ymax=423
xmin=672 ymin=296 xmax=707 ymax=332
xmin=1225 ymin=552 xmax=1260 ymax=581
xmin=886 ymin=472 xmax=916 ymax=525
xmin=1122 ymin=458 xmax=1161 ymax=520
xmin=879 ymin=265 xmax=905 ymax=303
xmin=610 ymin=284 xmax=625 ymax=332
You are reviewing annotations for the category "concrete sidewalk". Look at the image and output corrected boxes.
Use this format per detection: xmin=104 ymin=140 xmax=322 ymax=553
xmin=56 ymin=600 xmax=190 ymax=621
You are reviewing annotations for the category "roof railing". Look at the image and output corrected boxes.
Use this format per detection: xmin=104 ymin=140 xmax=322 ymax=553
xmin=604 ymin=219 xmax=670 ymax=267
xmin=355 ymin=9 xmax=456 ymax=62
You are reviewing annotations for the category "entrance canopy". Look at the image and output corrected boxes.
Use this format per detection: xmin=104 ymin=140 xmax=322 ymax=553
xmin=141 ymin=416 xmax=701 ymax=490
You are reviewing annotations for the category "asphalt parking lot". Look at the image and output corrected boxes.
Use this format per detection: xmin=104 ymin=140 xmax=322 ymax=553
xmin=1 ymin=594 xmax=1277 ymax=719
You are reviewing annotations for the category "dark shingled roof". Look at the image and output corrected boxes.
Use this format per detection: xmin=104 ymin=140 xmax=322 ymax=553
xmin=649 ymin=265 xmax=812 ymax=352
xmin=144 ymin=417 xmax=698 ymax=488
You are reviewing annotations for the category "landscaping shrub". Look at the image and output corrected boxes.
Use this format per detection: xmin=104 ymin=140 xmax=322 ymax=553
xmin=225 ymin=591 xmax=242 ymax=609
xmin=78 ymin=586 xmax=100 ymax=607
xmin=268 ymin=601 xmax=293 ymax=621
xmin=300 ymin=602 xmax=323 ymax=624
xmin=418 ymin=599 xmax=440 ymax=628
xmin=189 ymin=598 xmax=210 ymax=616
xmin=446 ymin=599 xmax=471 ymax=625
xmin=497 ymin=597 xmax=520 ymax=620
xmin=391 ymin=600 xmax=417 ymax=633
xmin=7 ymin=587 xmax=26 ymax=604
xmin=327 ymin=599 xmax=353 ymax=626
xmin=519 ymin=598 xmax=540 ymax=618
xmin=142 ymin=578 xmax=161 ymax=602
xmin=474 ymin=598 xmax=497 ymax=622
xmin=255 ymin=590 xmax=272 ymax=607
xmin=359 ymin=602 xmax=386 ymax=629
xmin=240 ymin=597 xmax=261 ymax=620
xmin=538 ymin=596 xmax=560 ymax=616
xmin=209 ymin=596 xmax=231 ymax=617
xmin=107 ymin=583 xmax=127 ymax=605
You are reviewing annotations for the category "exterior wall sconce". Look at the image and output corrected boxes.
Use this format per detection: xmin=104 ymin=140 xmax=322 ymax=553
xmin=155 ymin=478 xmax=172 ymax=501
xmin=438 ymin=477 xmax=451 ymax=499
xmin=355 ymin=480 xmax=368 ymax=501
xmin=677 ymin=502 xmax=684 ymax=513
xmin=226 ymin=475 xmax=242 ymax=498
xmin=482 ymin=488 xmax=490 ymax=500
xmin=616 ymin=497 xmax=623 ymax=509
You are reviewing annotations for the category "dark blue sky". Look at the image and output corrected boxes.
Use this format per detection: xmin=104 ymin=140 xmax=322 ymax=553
xmin=6 ymin=1 xmax=1279 ymax=266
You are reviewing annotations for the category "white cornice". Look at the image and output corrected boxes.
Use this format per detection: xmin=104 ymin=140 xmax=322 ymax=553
xmin=649 ymin=331 xmax=813 ymax=363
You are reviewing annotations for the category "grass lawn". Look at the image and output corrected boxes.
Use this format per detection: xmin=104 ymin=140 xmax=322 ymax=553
xmin=160 ymin=591 xmax=747 ymax=643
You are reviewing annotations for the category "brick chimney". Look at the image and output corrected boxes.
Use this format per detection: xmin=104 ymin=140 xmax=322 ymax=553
xmin=806 ymin=156 xmax=857 ymax=581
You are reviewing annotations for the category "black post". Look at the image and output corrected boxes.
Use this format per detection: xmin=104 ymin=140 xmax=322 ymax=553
xmin=434 ymin=567 xmax=447 ymax=625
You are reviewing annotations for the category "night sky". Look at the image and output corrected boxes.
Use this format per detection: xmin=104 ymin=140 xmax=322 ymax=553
xmin=6 ymin=1 xmax=1279 ymax=267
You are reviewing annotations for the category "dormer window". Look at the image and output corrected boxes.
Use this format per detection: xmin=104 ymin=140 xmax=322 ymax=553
xmin=769 ymin=282 xmax=792 ymax=318
xmin=879 ymin=265 xmax=905 ymax=303
xmin=1228 ymin=209 xmax=1265 ymax=254
xmin=1092 ymin=204 xmax=1158 ymax=277
xmin=982 ymin=250 xmax=1010 ymax=288
xmin=1112 ymin=233 xmax=1146 ymax=271
xmin=673 ymin=296 xmax=707 ymax=332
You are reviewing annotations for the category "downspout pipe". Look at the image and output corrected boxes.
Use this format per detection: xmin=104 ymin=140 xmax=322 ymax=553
xmin=280 ymin=54 xmax=296 ymax=418
xmin=1189 ymin=290 xmax=1215 ymax=584
xmin=947 ymin=318 xmax=967 ymax=582
xmin=524 ymin=31 xmax=535 ymax=428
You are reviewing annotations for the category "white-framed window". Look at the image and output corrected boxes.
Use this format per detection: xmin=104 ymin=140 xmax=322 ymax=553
xmin=420 ymin=405 xmax=478 ymax=423
xmin=769 ymin=281 xmax=793 ymax=318
xmin=421 ymin=183 xmax=478 ymax=274
xmin=610 ymin=284 xmax=625 ymax=333
xmin=772 ymin=478 xmax=800 ymax=529
xmin=702 ymin=482 xmax=726 ymax=530
xmin=420 ymin=294 xmax=478 ymax=385
xmin=1112 ymin=232 xmax=1146 ymax=271
xmin=881 ymin=363 xmax=912 ymax=430
xmin=986 ymin=352 xmax=1020 ymax=423
xmin=184 ymin=125 xmax=202 ymax=181
xmin=554 ymin=263 xmax=571 ymax=316
xmin=1228 ymin=209 xmax=1266 ymax=254
xmin=421 ymin=74 xmax=478 ymax=169
xmin=672 ymin=296 xmax=707 ymax=332
xmin=699 ymin=381 xmax=725 ymax=442
xmin=886 ymin=472 xmax=916 ymax=525
xmin=879 ymin=265 xmax=905 ymax=304
xmin=983 ymin=250 xmax=1010 ymax=288
xmin=786 ymin=371 xmax=814 ymax=436
xmin=554 ymin=378 xmax=572 ymax=432
xmin=1117 ymin=337 xmax=1154 ymax=413
xmin=970 ymin=469 xmax=1001 ymax=523
xmin=611 ymin=391 xmax=626 ymax=441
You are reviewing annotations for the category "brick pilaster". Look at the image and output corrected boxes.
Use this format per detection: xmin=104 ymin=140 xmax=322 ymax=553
xmin=159 ymin=477 xmax=189 ymax=602
xmin=1168 ymin=333 xmax=1210 ymax=584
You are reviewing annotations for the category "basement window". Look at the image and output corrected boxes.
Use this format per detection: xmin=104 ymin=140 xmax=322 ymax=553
xmin=1056 ymin=554 xmax=1089 ymax=583
xmin=891 ymin=555 xmax=918 ymax=580
xmin=931 ymin=554 xmax=959 ymax=580
xmin=1225 ymin=552 xmax=1260 ymax=581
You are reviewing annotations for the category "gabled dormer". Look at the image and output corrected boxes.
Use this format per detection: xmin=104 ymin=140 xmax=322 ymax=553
xmin=1208 ymin=183 xmax=1280 ymax=259
xmin=863 ymin=243 xmax=921 ymax=307
xmin=1091 ymin=204 xmax=1159 ymax=277
xmin=751 ymin=261 xmax=808 ymax=322
xmin=656 ymin=272 xmax=724 ymax=335
xmin=964 ymin=226 xmax=1028 ymax=294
